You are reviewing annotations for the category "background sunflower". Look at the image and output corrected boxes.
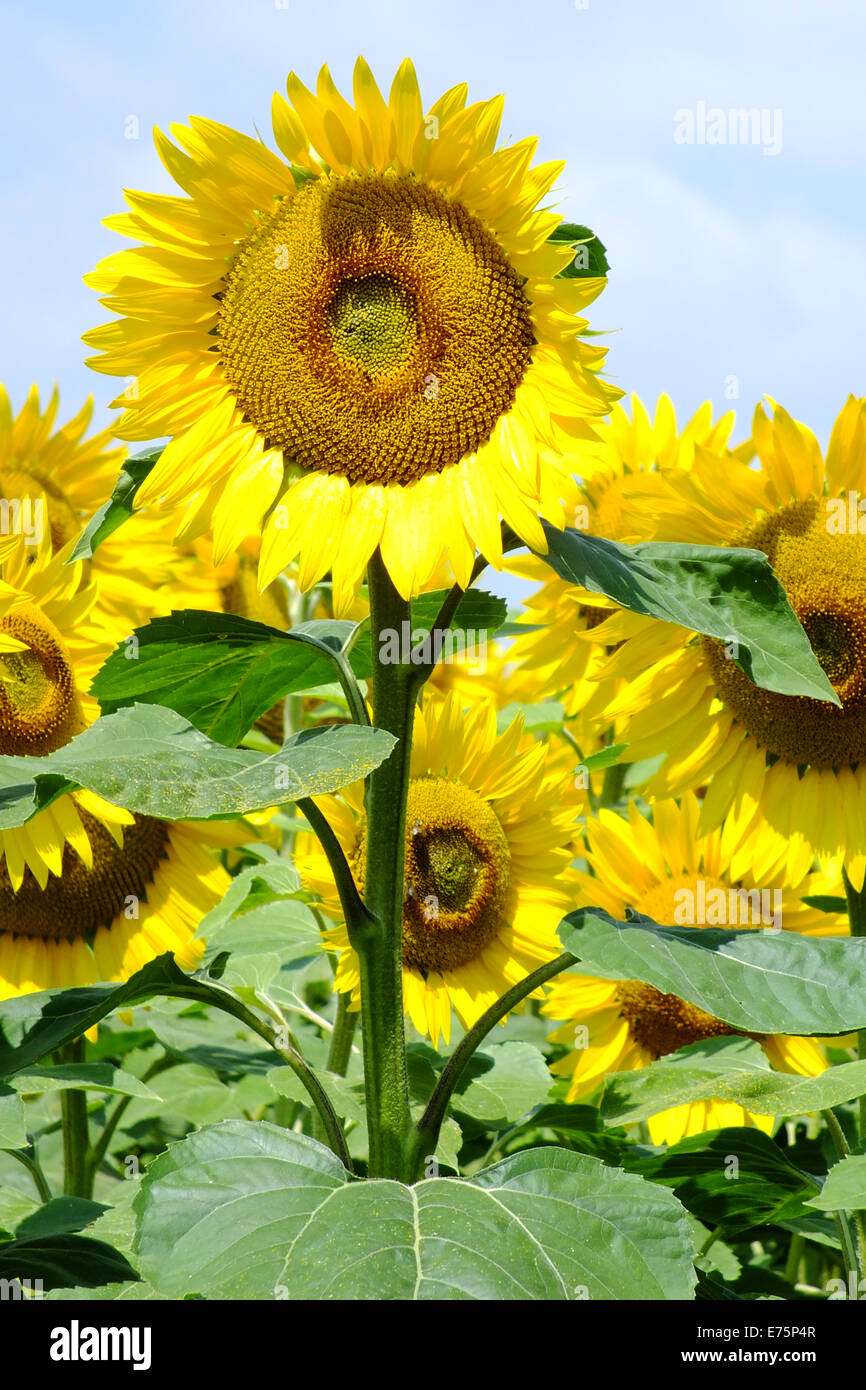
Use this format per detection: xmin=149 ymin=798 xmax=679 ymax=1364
xmin=543 ymin=793 xmax=841 ymax=1143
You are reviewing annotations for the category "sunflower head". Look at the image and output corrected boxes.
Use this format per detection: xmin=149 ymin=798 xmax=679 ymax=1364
xmin=299 ymin=693 xmax=579 ymax=1042
xmin=85 ymin=57 xmax=619 ymax=611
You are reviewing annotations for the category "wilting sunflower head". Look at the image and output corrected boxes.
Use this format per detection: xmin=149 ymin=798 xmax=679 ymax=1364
xmin=298 ymin=693 xmax=579 ymax=1043
xmin=84 ymin=57 xmax=620 ymax=613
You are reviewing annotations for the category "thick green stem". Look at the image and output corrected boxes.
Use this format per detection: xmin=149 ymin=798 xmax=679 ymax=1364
xmin=359 ymin=552 xmax=416 ymax=1179
xmin=59 ymin=1038 xmax=90 ymax=1199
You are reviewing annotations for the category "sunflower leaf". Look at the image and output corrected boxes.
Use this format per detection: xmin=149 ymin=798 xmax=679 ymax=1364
xmin=91 ymin=610 xmax=369 ymax=744
xmin=14 ymin=1198 xmax=109 ymax=1241
xmin=558 ymin=906 xmax=866 ymax=1034
xmin=626 ymin=1128 xmax=821 ymax=1232
xmin=0 ymin=1088 xmax=26 ymax=1148
xmin=0 ymin=953 xmax=267 ymax=1078
xmin=67 ymin=448 xmax=163 ymax=562
xmin=0 ymin=1233 xmax=139 ymax=1291
xmin=132 ymin=1120 xmax=696 ymax=1300
xmin=548 ymin=222 xmax=610 ymax=278
xmin=7 ymin=1064 xmax=162 ymax=1101
xmin=0 ymin=703 xmax=395 ymax=825
xmin=536 ymin=525 xmax=840 ymax=704
xmin=91 ymin=593 xmax=504 ymax=742
xmin=599 ymin=1036 xmax=866 ymax=1125
xmin=807 ymin=1155 xmax=866 ymax=1210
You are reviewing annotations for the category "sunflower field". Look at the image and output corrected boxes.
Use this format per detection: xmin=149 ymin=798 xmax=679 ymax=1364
xmin=2 ymin=51 xmax=866 ymax=1330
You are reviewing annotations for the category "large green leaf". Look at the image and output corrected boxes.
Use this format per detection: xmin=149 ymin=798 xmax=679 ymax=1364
xmin=559 ymin=908 xmax=866 ymax=1035
xmin=0 ymin=703 xmax=395 ymax=826
xmin=600 ymin=1038 xmax=866 ymax=1125
xmin=807 ymin=1156 xmax=866 ymax=1211
xmin=537 ymin=525 xmax=839 ymax=703
xmin=133 ymin=1121 xmax=696 ymax=1300
xmin=68 ymin=448 xmax=162 ymax=562
xmin=92 ymin=612 xmax=367 ymax=746
xmin=448 ymin=1042 xmax=553 ymax=1126
xmin=92 ymin=590 xmax=506 ymax=743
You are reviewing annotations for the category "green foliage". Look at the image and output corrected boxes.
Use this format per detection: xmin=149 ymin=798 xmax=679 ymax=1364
xmin=808 ymin=1156 xmax=866 ymax=1211
xmin=132 ymin=1121 xmax=697 ymax=1300
xmin=548 ymin=222 xmax=610 ymax=278
xmin=536 ymin=525 xmax=840 ymax=703
xmin=91 ymin=591 xmax=507 ymax=743
xmin=0 ymin=703 xmax=395 ymax=826
xmin=68 ymin=448 xmax=162 ymax=561
xmin=559 ymin=907 xmax=866 ymax=1034
xmin=600 ymin=1037 xmax=866 ymax=1124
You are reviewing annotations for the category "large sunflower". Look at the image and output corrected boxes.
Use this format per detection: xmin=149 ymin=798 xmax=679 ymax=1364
xmin=298 ymin=692 xmax=579 ymax=1044
xmin=0 ymin=542 xmax=252 ymax=999
xmin=83 ymin=57 xmax=619 ymax=615
xmin=542 ymin=794 xmax=837 ymax=1143
xmin=588 ymin=396 xmax=866 ymax=888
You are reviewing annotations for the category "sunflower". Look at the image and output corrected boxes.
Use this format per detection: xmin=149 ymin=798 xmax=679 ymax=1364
xmin=589 ymin=396 xmax=866 ymax=889
xmin=0 ymin=542 xmax=254 ymax=999
xmin=542 ymin=794 xmax=838 ymax=1143
xmin=506 ymin=395 xmax=737 ymax=720
xmin=0 ymin=382 xmax=230 ymax=640
xmin=83 ymin=57 xmax=619 ymax=616
xmin=298 ymin=692 xmax=579 ymax=1044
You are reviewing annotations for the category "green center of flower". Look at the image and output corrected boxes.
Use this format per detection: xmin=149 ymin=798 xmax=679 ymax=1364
xmin=217 ymin=171 xmax=535 ymax=486
xmin=327 ymin=274 xmax=417 ymax=374
xmin=351 ymin=776 xmax=512 ymax=975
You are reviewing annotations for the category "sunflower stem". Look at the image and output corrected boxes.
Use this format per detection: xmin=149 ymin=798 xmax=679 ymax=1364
xmin=408 ymin=950 xmax=578 ymax=1180
xmin=360 ymin=551 xmax=417 ymax=1180
xmin=326 ymin=991 xmax=359 ymax=1079
xmin=58 ymin=1037 xmax=91 ymax=1199
xmin=299 ymin=797 xmax=375 ymax=942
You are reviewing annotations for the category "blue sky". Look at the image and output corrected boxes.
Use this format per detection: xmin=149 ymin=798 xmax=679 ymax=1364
xmin=2 ymin=0 xmax=864 ymax=528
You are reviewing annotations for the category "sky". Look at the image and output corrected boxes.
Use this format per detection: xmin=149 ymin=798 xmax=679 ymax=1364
xmin=1 ymin=0 xmax=864 ymax=600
